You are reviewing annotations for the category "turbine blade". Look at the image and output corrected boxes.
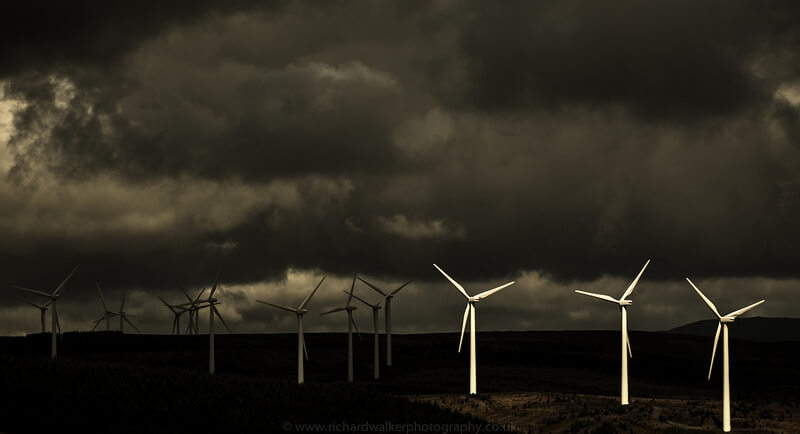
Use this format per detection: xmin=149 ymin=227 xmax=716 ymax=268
xmin=627 ymin=333 xmax=633 ymax=359
xmin=433 ymin=264 xmax=470 ymax=299
xmin=475 ymin=281 xmax=515 ymax=299
xmin=350 ymin=315 xmax=361 ymax=337
xmin=621 ymin=259 xmax=650 ymax=300
xmin=345 ymin=290 xmax=376 ymax=308
xmin=21 ymin=298 xmax=43 ymax=309
xmin=299 ymin=275 xmax=327 ymax=310
xmin=15 ymin=286 xmax=52 ymax=298
xmin=53 ymin=265 xmax=80 ymax=296
xmin=91 ymin=320 xmax=101 ymax=331
xmin=686 ymin=278 xmax=722 ymax=319
xmin=194 ymin=287 xmax=206 ymax=302
xmin=574 ymin=290 xmax=619 ymax=304
xmin=458 ymin=304 xmax=469 ymax=353
xmin=123 ymin=315 xmax=141 ymax=333
xmin=390 ymin=280 xmax=413 ymax=296
xmin=347 ymin=273 xmax=356 ymax=306
xmin=183 ymin=290 xmax=195 ymax=303
xmin=256 ymin=300 xmax=298 ymax=313
xmin=214 ymin=306 xmax=232 ymax=333
xmin=55 ymin=308 xmax=62 ymax=335
xmin=302 ymin=332 xmax=309 ymax=360
xmin=708 ymin=322 xmax=721 ymax=380
xmin=725 ymin=299 xmax=766 ymax=318
xmin=320 ymin=307 xmax=346 ymax=315
xmin=357 ymin=276 xmax=387 ymax=296
xmin=120 ymin=289 xmax=127 ymax=312
xmin=96 ymin=282 xmax=109 ymax=311
xmin=158 ymin=296 xmax=178 ymax=314
xmin=209 ymin=268 xmax=221 ymax=298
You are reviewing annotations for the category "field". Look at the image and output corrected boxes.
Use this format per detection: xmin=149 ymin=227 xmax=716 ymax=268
xmin=0 ymin=330 xmax=797 ymax=433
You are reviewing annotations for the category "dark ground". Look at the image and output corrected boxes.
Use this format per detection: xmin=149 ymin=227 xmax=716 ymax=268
xmin=0 ymin=329 xmax=797 ymax=433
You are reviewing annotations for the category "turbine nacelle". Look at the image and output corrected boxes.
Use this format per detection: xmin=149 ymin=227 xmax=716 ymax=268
xmin=619 ymin=299 xmax=633 ymax=306
xmin=720 ymin=317 xmax=735 ymax=323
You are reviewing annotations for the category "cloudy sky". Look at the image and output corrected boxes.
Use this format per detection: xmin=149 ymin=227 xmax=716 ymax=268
xmin=1 ymin=1 xmax=798 ymax=336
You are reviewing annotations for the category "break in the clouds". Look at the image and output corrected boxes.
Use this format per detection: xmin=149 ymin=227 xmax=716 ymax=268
xmin=1 ymin=1 xmax=799 ymax=335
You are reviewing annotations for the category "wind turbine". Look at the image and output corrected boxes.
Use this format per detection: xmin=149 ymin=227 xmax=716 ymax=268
xmin=321 ymin=274 xmax=360 ymax=382
xmin=357 ymin=275 xmax=412 ymax=367
xmin=433 ymin=264 xmax=515 ymax=396
xmin=195 ymin=269 xmax=232 ymax=374
xmin=347 ymin=289 xmax=382 ymax=379
xmin=181 ymin=288 xmax=206 ymax=335
xmin=92 ymin=282 xmax=118 ymax=331
xmin=15 ymin=265 xmax=80 ymax=359
xmin=21 ymin=297 xmax=51 ymax=334
xmin=158 ymin=296 xmax=188 ymax=335
xmin=117 ymin=289 xmax=140 ymax=334
xmin=256 ymin=275 xmax=326 ymax=384
xmin=574 ymin=259 xmax=650 ymax=405
xmin=686 ymin=278 xmax=765 ymax=433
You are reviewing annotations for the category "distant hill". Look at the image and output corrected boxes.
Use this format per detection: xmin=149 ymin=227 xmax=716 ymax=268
xmin=668 ymin=317 xmax=800 ymax=342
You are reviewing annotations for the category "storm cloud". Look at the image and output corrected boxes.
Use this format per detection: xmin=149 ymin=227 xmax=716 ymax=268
xmin=0 ymin=1 xmax=798 ymax=335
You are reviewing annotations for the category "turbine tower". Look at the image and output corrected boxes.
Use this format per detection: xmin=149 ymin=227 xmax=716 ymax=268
xmin=321 ymin=274 xmax=359 ymax=382
xmin=347 ymin=290 xmax=382 ymax=379
xmin=256 ymin=275 xmax=326 ymax=384
xmin=433 ymin=264 xmax=515 ymax=396
xmin=574 ymin=259 xmax=650 ymax=405
xmin=21 ymin=297 xmax=51 ymax=334
xmin=357 ymin=276 xmax=412 ymax=367
xmin=15 ymin=265 xmax=80 ymax=359
xmin=196 ymin=269 xmax=232 ymax=375
xmin=686 ymin=278 xmax=765 ymax=433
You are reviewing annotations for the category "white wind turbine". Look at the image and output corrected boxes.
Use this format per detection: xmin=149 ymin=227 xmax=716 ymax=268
xmin=321 ymin=274 xmax=360 ymax=382
xmin=15 ymin=265 xmax=80 ymax=359
xmin=346 ymin=289 xmax=382 ymax=379
xmin=433 ymin=264 xmax=515 ymax=395
xmin=256 ymin=275 xmax=326 ymax=384
xmin=574 ymin=259 xmax=650 ymax=405
xmin=357 ymin=276 xmax=412 ymax=367
xmin=686 ymin=278 xmax=765 ymax=433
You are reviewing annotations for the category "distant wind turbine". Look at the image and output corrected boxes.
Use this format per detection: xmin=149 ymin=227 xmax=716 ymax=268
xmin=256 ymin=275 xmax=326 ymax=384
xmin=574 ymin=259 xmax=650 ymax=405
xmin=321 ymin=274 xmax=360 ymax=382
xmin=357 ymin=275 xmax=412 ymax=367
xmin=434 ymin=264 xmax=515 ymax=396
xmin=347 ymin=289 xmax=382 ymax=379
xmin=686 ymin=278 xmax=765 ymax=433
xmin=117 ymin=289 xmax=140 ymax=334
xmin=158 ymin=296 xmax=188 ymax=335
xmin=195 ymin=269 xmax=232 ymax=374
xmin=92 ymin=282 xmax=118 ymax=331
xmin=15 ymin=265 xmax=80 ymax=359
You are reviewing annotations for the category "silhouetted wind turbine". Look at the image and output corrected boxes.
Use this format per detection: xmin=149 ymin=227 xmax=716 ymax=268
xmin=574 ymin=259 xmax=650 ymax=405
xmin=158 ymin=296 xmax=188 ymax=335
xmin=21 ymin=297 xmax=51 ymax=334
xmin=15 ymin=265 xmax=80 ymax=359
xmin=434 ymin=264 xmax=514 ymax=395
xmin=321 ymin=274 xmax=360 ymax=382
xmin=256 ymin=275 xmax=326 ymax=384
xmin=117 ymin=289 xmax=140 ymax=334
xmin=195 ymin=269 xmax=231 ymax=374
xmin=686 ymin=278 xmax=765 ymax=432
xmin=348 ymin=290 xmax=382 ymax=379
xmin=92 ymin=282 xmax=117 ymax=331
xmin=357 ymin=275 xmax=411 ymax=367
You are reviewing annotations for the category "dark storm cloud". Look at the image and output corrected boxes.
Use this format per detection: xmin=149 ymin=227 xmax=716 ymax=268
xmin=453 ymin=0 xmax=800 ymax=119
xmin=0 ymin=0 xmax=281 ymax=77
xmin=2 ymin=0 xmax=800 ymax=313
